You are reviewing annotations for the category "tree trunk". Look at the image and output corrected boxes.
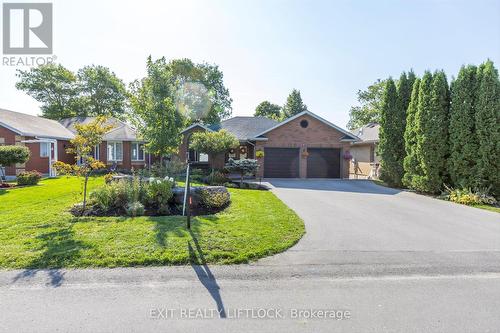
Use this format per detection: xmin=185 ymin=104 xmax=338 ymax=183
xmin=82 ymin=173 xmax=89 ymax=216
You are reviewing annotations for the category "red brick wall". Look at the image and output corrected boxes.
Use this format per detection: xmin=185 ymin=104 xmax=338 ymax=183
xmin=255 ymin=114 xmax=352 ymax=178
xmin=101 ymin=141 xmax=149 ymax=172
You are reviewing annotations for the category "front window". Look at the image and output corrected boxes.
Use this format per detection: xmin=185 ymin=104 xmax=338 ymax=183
xmin=107 ymin=142 xmax=123 ymax=161
xmin=131 ymin=142 xmax=145 ymax=161
xmin=40 ymin=142 xmax=50 ymax=157
xmin=198 ymin=153 xmax=208 ymax=162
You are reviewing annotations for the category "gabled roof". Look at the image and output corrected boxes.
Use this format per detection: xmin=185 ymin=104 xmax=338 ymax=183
xmin=350 ymin=123 xmax=380 ymax=143
xmin=180 ymin=123 xmax=214 ymax=134
xmin=60 ymin=117 xmax=140 ymax=141
xmin=253 ymin=111 xmax=359 ymax=141
xmin=210 ymin=116 xmax=279 ymax=141
xmin=0 ymin=108 xmax=75 ymax=140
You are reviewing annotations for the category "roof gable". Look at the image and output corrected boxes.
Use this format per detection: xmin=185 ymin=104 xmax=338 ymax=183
xmin=253 ymin=111 xmax=359 ymax=141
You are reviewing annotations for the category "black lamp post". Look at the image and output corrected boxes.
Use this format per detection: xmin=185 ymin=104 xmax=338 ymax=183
xmin=184 ymin=152 xmax=192 ymax=229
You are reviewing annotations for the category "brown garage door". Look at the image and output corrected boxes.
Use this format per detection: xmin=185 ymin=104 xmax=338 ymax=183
xmin=307 ymin=148 xmax=341 ymax=178
xmin=264 ymin=148 xmax=300 ymax=178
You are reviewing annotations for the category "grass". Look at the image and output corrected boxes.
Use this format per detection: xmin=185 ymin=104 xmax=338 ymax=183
xmin=473 ymin=204 xmax=500 ymax=213
xmin=0 ymin=176 xmax=305 ymax=268
xmin=371 ymin=180 xmax=499 ymax=213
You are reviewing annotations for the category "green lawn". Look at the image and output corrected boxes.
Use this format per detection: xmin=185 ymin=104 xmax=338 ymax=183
xmin=0 ymin=177 xmax=304 ymax=268
xmin=371 ymin=180 xmax=499 ymax=213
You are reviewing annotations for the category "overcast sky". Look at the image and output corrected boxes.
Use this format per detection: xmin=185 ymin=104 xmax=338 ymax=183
xmin=1 ymin=0 xmax=499 ymax=127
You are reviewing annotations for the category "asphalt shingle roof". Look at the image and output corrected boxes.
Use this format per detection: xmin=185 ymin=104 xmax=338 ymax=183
xmin=59 ymin=117 xmax=139 ymax=141
xmin=0 ymin=108 xmax=75 ymax=140
xmin=350 ymin=123 xmax=380 ymax=142
xmin=209 ymin=116 xmax=278 ymax=140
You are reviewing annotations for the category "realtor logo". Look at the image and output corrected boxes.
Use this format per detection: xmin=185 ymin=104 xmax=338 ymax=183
xmin=3 ymin=3 xmax=53 ymax=54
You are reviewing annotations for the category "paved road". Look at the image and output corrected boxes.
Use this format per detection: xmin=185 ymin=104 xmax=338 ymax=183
xmin=1 ymin=180 xmax=499 ymax=332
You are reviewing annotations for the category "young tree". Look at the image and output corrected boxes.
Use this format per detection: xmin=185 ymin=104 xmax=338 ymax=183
xmin=254 ymin=101 xmax=282 ymax=120
xmin=15 ymin=63 xmax=80 ymax=119
xmin=402 ymin=78 xmax=421 ymax=188
xmin=448 ymin=65 xmax=479 ymax=189
xmin=53 ymin=117 xmax=112 ymax=212
xmin=0 ymin=146 xmax=30 ymax=184
xmin=378 ymin=78 xmax=402 ymax=186
xmin=77 ymin=65 xmax=128 ymax=119
xmin=129 ymin=57 xmax=187 ymax=163
xmin=415 ymin=71 xmax=450 ymax=193
xmin=189 ymin=130 xmax=239 ymax=170
xmin=475 ymin=60 xmax=500 ymax=194
xmin=282 ymin=89 xmax=308 ymax=119
xmin=347 ymin=79 xmax=386 ymax=129
xmin=225 ymin=158 xmax=259 ymax=187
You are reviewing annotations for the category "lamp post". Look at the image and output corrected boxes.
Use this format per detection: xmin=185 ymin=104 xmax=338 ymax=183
xmin=183 ymin=152 xmax=191 ymax=229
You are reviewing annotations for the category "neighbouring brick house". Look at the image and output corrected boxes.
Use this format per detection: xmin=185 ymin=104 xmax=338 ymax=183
xmin=179 ymin=111 xmax=361 ymax=178
xmin=60 ymin=117 xmax=154 ymax=172
xmin=0 ymin=108 xmax=74 ymax=177
xmin=0 ymin=109 xmax=154 ymax=178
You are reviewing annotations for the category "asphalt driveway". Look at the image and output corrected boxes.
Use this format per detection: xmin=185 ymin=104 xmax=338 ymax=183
xmin=258 ymin=179 xmax=500 ymax=267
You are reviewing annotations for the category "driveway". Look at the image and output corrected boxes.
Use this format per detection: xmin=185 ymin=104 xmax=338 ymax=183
xmin=258 ymin=179 xmax=500 ymax=269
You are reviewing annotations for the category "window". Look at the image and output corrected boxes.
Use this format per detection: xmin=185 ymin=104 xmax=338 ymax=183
xmin=131 ymin=142 xmax=145 ymax=161
xmin=40 ymin=142 xmax=50 ymax=157
xmin=370 ymin=145 xmax=375 ymax=163
xmin=94 ymin=145 xmax=100 ymax=160
xmin=300 ymin=119 xmax=309 ymax=128
xmin=199 ymin=153 xmax=208 ymax=162
xmin=239 ymin=146 xmax=247 ymax=159
xmin=107 ymin=142 xmax=123 ymax=161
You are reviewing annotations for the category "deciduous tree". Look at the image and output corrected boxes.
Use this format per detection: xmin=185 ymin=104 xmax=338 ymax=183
xmin=254 ymin=101 xmax=282 ymax=120
xmin=347 ymin=79 xmax=386 ymax=129
xmin=53 ymin=117 xmax=112 ymax=212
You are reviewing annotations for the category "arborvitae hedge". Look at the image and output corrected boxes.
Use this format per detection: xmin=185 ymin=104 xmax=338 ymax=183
xmin=378 ymin=78 xmax=401 ymax=186
xmin=448 ymin=65 xmax=478 ymax=189
xmin=475 ymin=60 xmax=500 ymax=195
xmin=402 ymin=78 xmax=421 ymax=188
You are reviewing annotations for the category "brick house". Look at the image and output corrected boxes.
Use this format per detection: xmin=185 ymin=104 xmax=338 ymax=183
xmin=0 ymin=108 xmax=74 ymax=177
xmin=60 ymin=117 xmax=154 ymax=172
xmin=179 ymin=111 xmax=361 ymax=178
xmin=0 ymin=109 xmax=153 ymax=178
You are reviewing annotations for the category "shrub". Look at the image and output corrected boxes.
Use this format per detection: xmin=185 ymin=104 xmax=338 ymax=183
xmin=16 ymin=171 xmax=42 ymax=186
xmin=89 ymin=185 xmax=115 ymax=212
xmin=443 ymin=186 xmax=498 ymax=206
xmin=205 ymin=170 xmax=229 ymax=185
xmin=225 ymin=158 xmax=259 ymax=186
xmin=199 ymin=187 xmax=230 ymax=209
xmin=224 ymin=182 xmax=238 ymax=188
xmin=104 ymin=173 xmax=114 ymax=184
xmin=126 ymin=201 xmax=145 ymax=217
xmin=0 ymin=145 xmax=30 ymax=168
xmin=150 ymin=157 xmax=187 ymax=178
xmin=145 ymin=178 xmax=174 ymax=214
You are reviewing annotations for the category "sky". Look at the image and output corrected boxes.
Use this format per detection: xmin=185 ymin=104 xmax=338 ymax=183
xmin=1 ymin=0 xmax=499 ymax=128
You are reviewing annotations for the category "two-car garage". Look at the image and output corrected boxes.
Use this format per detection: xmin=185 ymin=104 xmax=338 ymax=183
xmin=263 ymin=147 xmax=341 ymax=178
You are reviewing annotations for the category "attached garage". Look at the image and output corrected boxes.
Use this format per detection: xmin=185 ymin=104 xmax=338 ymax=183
xmin=264 ymin=148 xmax=300 ymax=178
xmin=307 ymin=148 xmax=341 ymax=178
